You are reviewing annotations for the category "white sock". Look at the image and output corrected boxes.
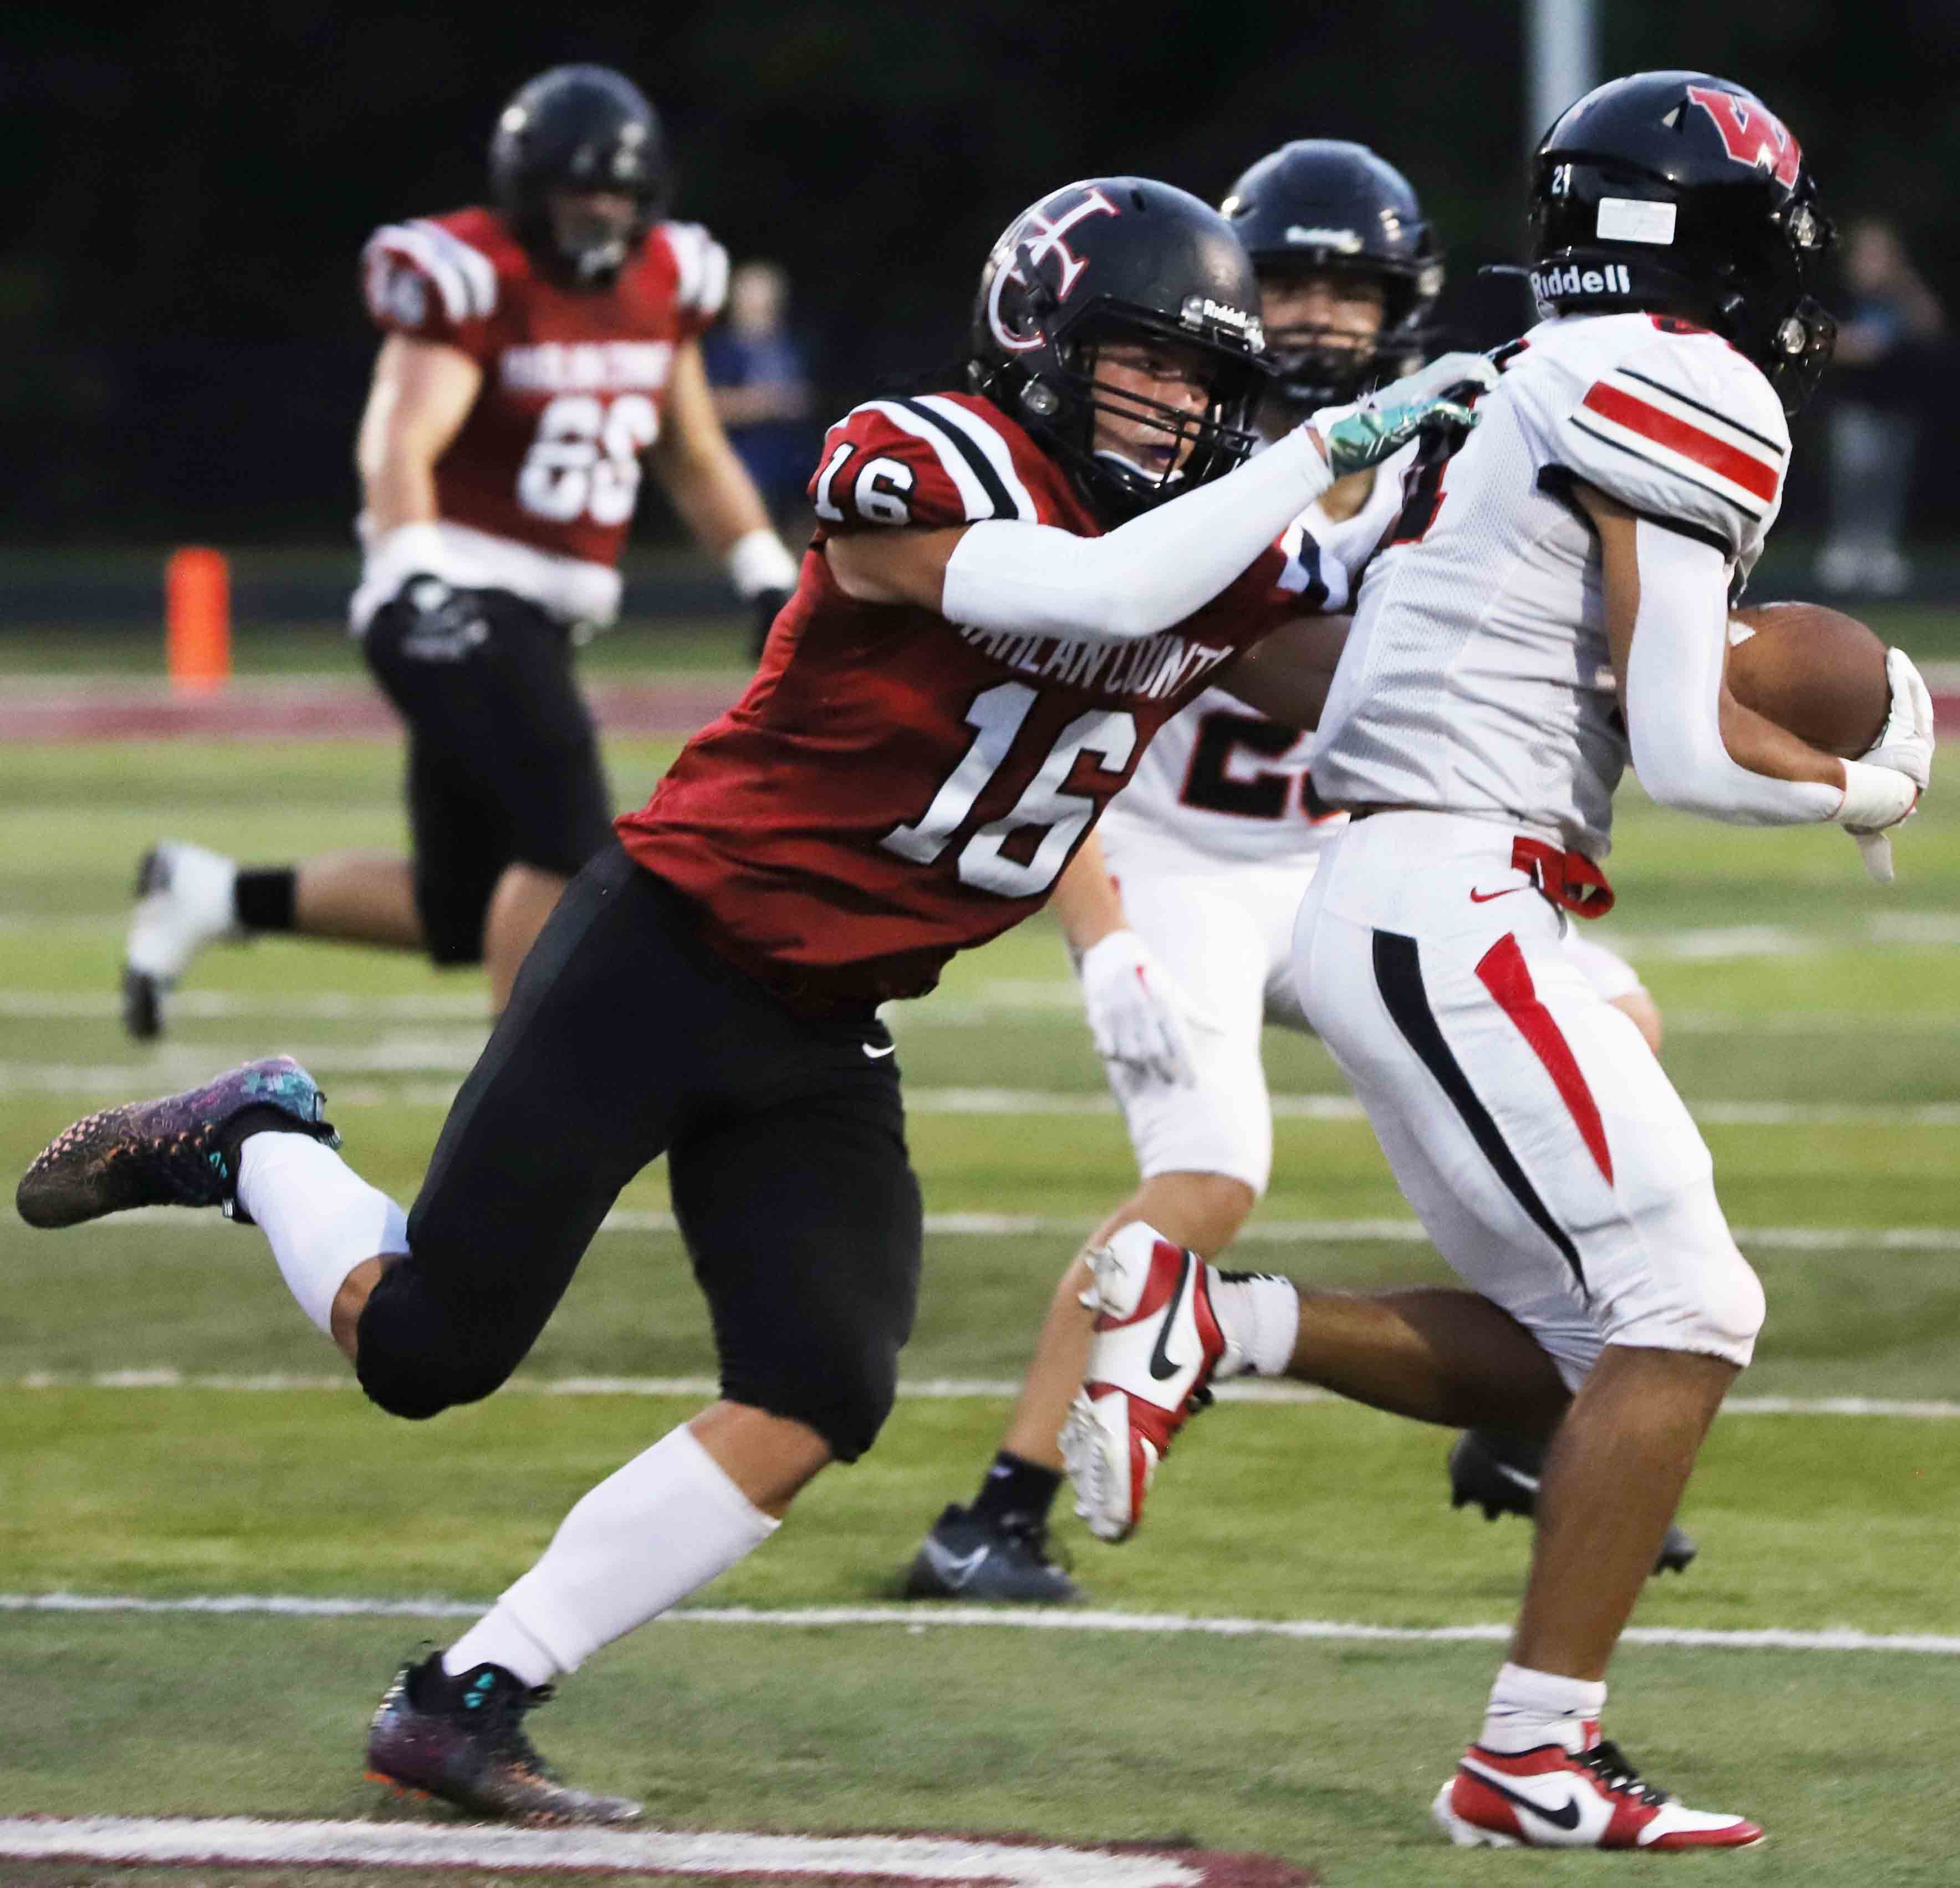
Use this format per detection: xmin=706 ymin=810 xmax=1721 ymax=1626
xmin=445 ymin=1424 xmax=779 ymax=1686
xmin=235 ymin=1131 xmax=410 ymax=1336
xmin=1479 ymin=1661 xmax=1607 ymax=1754
xmin=1207 ymin=1269 xmax=1300 ymax=1377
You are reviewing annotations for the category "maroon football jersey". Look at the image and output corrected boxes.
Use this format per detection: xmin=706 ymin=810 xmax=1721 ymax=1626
xmin=618 ymin=393 xmax=1319 ymax=1007
xmin=361 ymin=208 xmax=726 ymax=570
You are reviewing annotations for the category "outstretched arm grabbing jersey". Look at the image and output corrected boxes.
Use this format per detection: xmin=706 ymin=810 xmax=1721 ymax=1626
xmin=828 ymin=353 xmax=1492 ymax=641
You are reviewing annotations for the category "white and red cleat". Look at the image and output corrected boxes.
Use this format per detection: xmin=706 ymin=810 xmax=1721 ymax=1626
xmin=1059 ymin=1222 xmax=1238 ymax=1543
xmin=1432 ymin=1738 xmax=1764 ymax=1851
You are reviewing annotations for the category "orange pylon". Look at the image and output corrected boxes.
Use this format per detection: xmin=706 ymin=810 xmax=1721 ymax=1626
xmin=166 ymin=547 xmax=231 ymax=694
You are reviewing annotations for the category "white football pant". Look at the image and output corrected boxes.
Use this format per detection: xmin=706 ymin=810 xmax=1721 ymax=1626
xmin=1091 ymin=835 xmax=1651 ymax=1204
xmin=1292 ymin=810 xmax=1763 ymax=1388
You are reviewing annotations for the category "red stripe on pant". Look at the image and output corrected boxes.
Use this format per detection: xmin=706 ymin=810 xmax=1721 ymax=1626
xmin=1474 ymin=933 xmax=1615 ymax=1185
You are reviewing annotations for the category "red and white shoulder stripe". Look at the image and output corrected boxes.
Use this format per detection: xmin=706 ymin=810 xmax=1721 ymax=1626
xmin=840 ymin=394 xmax=1042 ymax=522
xmin=1570 ymin=363 xmax=1785 ymax=520
xmin=364 ymin=219 xmax=499 ymax=325
xmin=659 ymin=221 xmax=730 ymax=323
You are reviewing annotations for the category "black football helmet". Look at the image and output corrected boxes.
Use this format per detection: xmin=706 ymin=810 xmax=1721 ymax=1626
xmin=968 ymin=177 xmax=1269 ymax=524
xmin=1528 ymin=72 xmax=1835 ymax=414
xmin=1221 ymin=140 xmax=1444 ymax=412
xmin=489 ymin=65 xmax=668 ymax=288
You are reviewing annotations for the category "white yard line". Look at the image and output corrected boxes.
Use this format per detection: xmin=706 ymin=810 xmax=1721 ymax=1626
xmin=0 ymin=990 xmax=489 ymax=1020
xmin=2 ymin=1059 xmax=1956 ymax=1127
xmin=2 ymin=1593 xmax=1956 ymax=1656
xmin=0 ymin=1816 xmax=1232 ymax=1886
xmin=57 ymin=1201 xmax=1960 ymax=1253
xmin=59 ymin=1201 xmax=1960 ymax=1255
xmin=2 ymin=902 xmax=1958 ymax=1006
xmin=9 ymin=985 xmax=1960 ymax=1035
xmin=4 ymin=1367 xmax=1956 ymax=1419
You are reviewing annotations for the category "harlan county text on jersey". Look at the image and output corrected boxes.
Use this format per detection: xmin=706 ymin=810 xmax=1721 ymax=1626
xmin=953 ymin=623 xmax=1239 ymax=701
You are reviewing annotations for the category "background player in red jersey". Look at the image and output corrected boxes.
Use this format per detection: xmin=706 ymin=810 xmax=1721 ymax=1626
xmin=121 ymin=65 xmax=800 ymax=1035
xmin=23 ymin=176 xmax=1481 ymax=1823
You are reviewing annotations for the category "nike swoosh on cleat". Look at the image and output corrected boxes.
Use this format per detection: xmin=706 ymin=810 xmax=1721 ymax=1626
xmin=1459 ymin=1760 xmax=1584 ymax=1832
xmin=920 ymin=1540 xmax=990 ymax=1588
xmin=861 ymin=1042 xmax=896 ymax=1059
xmin=1468 ymin=885 xmax=1527 ymax=903
xmin=1147 ymin=1254 xmax=1192 ymax=1382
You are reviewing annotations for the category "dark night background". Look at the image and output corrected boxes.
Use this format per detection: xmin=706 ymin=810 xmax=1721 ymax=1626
xmin=4 ymin=1 xmax=1957 ymax=544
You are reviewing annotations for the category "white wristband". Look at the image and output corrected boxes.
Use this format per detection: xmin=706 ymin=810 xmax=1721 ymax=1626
xmin=1837 ymin=759 xmax=1920 ymax=831
xmin=726 ymin=528 xmax=799 ymax=599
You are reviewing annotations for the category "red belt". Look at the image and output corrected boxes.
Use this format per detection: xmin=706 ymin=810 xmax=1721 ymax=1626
xmin=1511 ymin=836 xmax=1615 ymax=919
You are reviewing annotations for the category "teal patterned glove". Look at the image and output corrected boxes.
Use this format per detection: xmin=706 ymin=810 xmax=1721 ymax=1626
xmin=1319 ymin=397 xmax=1479 ymax=477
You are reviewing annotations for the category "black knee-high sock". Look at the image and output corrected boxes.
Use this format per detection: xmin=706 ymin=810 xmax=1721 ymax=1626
xmin=969 ymin=1450 xmax=1062 ymax=1529
xmin=234 ymin=867 xmax=297 ymax=933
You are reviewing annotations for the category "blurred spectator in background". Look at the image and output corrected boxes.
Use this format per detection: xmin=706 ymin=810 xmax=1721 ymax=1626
xmin=1815 ymin=219 xmax=1947 ymax=596
xmin=706 ymin=261 xmax=820 ymax=523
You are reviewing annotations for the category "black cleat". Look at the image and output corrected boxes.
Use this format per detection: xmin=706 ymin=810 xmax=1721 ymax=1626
xmin=901 ymin=1503 xmax=1081 ymax=1603
xmin=121 ymin=965 xmax=164 ymax=1043
xmin=16 ymin=1055 xmax=337 ymax=1230
xmin=366 ymin=1652 xmax=642 ymax=1826
xmin=1448 ymin=1430 xmax=1699 ymax=1576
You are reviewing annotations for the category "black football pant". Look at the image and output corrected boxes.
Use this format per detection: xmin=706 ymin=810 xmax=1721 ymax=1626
xmin=355 ymin=843 xmax=923 ymax=1461
xmin=363 ymin=588 xmax=615 ymax=967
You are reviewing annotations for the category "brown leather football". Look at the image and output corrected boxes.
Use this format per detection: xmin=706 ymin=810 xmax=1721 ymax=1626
xmin=1725 ymin=600 xmax=1890 ymax=759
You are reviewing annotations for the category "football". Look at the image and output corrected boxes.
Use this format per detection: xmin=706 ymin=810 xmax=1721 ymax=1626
xmin=1725 ymin=600 xmax=1891 ymax=759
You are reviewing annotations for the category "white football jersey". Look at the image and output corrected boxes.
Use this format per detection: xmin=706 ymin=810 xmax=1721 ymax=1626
xmin=1098 ymin=442 xmax=1413 ymax=874
xmin=1311 ymin=314 xmax=1789 ymax=858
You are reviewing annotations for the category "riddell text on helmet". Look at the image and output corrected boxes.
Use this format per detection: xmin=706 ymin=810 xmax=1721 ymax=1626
xmin=1529 ymin=263 xmax=1635 ymax=299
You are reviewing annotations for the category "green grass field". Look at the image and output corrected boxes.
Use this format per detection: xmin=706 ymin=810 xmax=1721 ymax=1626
xmin=2 ymin=651 xmax=1958 ymax=1884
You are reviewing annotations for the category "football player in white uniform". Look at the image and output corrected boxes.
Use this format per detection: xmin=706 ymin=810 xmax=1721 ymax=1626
xmin=1066 ymin=74 xmax=1935 ymax=1850
xmin=904 ymin=142 xmax=1676 ymax=1605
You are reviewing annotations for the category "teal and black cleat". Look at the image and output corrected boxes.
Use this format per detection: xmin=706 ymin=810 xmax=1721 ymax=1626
xmin=15 ymin=1054 xmax=337 ymax=1230
xmin=367 ymin=1651 xmax=642 ymax=1826
xmin=901 ymin=1503 xmax=1081 ymax=1603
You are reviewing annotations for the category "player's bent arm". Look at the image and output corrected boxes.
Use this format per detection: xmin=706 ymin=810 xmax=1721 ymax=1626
xmin=1579 ymin=486 xmax=1849 ymax=826
xmin=651 ymin=343 xmax=797 ymax=595
xmin=355 ymin=335 xmax=483 ymax=537
xmin=829 ymin=425 xmax=1339 ymax=640
xmin=1049 ymin=833 xmax=1129 ymax=953
xmin=1214 ymin=615 xmax=1349 ymax=730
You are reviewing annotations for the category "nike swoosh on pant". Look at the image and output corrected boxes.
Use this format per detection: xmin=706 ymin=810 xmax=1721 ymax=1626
xmin=1468 ymin=885 xmax=1527 ymax=903
xmin=1458 ymin=1761 xmax=1585 ymax=1831
xmin=862 ymin=1042 xmax=896 ymax=1059
xmin=1147 ymin=1254 xmax=1192 ymax=1382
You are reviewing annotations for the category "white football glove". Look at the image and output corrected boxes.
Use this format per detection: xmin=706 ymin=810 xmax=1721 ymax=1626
xmin=1078 ymin=930 xmax=1211 ymax=1088
xmin=1840 ymin=647 xmax=1936 ymax=883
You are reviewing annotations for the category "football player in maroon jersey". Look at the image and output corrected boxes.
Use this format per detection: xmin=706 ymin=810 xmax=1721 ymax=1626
xmin=24 ymin=176 xmax=1484 ymax=1823
xmin=903 ymin=142 xmax=1688 ymax=1608
xmin=121 ymin=65 xmax=801 ymax=1036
